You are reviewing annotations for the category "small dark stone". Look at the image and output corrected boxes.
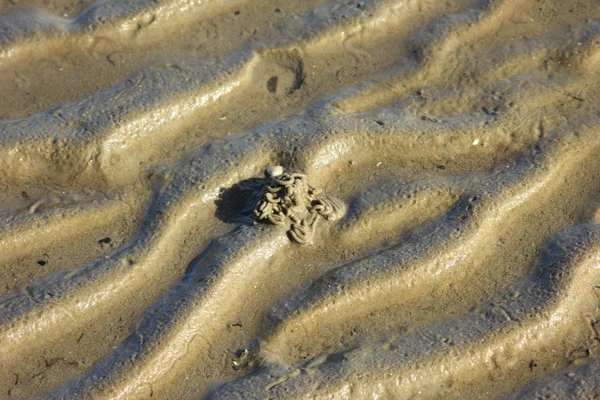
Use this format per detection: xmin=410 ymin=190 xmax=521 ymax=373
xmin=37 ymin=260 xmax=47 ymax=266
xmin=98 ymin=237 xmax=112 ymax=245
xmin=267 ymin=76 xmax=278 ymax=93
xmin=529 ymin=360 xmax=537 ymax=371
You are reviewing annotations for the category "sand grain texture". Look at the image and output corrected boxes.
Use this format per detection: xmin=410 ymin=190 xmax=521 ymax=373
xmin=1 ymin=0 xmax=600 ymax=398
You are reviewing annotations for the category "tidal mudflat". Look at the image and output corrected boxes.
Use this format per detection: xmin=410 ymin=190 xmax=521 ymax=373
xmin=1 ymin=0 xmax=600 ymax=398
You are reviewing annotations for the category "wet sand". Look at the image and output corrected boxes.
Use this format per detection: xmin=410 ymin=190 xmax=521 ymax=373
xmin=1 ymin=0 xmax=600 ymax=398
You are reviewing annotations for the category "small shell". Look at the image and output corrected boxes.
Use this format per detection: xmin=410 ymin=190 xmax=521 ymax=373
xmin=266 ymin=165 xmax=285 ymax=177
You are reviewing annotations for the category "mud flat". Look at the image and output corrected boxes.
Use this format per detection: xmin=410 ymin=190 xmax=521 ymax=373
xmin=1 ymin=0 xmax=600 ymax=398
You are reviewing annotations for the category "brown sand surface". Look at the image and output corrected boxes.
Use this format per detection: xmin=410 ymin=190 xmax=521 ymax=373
xmin=1 ymin=0 xmax=600 ymax=398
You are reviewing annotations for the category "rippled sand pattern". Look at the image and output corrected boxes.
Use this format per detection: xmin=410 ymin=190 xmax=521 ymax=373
xmin=1 ymin=0 xmax=600 ymax=398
